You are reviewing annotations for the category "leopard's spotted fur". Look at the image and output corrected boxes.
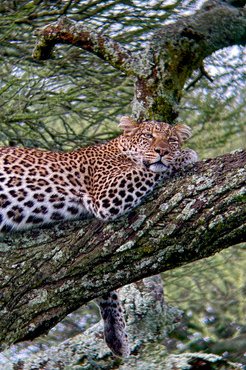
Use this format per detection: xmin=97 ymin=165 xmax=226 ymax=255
xmin=0 ymin=116 xmax=198 ymax=356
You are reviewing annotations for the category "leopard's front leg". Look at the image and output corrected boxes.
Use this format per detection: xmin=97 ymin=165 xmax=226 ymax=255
xmin=87 ymin=168 xmax=160 ymax=221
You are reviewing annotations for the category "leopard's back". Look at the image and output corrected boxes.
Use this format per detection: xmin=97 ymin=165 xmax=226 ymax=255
xmin=0 ymin=146 xmax=91 ymax=231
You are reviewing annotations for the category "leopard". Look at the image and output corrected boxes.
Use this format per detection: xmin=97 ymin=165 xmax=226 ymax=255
xmin=0 ymin=116 xmax=198 ymax=357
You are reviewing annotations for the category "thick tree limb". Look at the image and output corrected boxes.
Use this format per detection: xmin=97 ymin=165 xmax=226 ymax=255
xmin=0 ymin=150 xmax=245 ymax=351
xmin=33 ymin=1 xmax=246 ymax=121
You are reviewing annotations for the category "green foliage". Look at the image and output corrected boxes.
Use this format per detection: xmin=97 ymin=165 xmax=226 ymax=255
xmin=181 ymin=47 xmax=246 ymax=158
xmin=163 ymin=245 xmax=246 ymax=364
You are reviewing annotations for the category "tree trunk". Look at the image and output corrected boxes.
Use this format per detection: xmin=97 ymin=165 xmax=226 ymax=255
xmin=1 ymin=150 xmax=245 ymax=350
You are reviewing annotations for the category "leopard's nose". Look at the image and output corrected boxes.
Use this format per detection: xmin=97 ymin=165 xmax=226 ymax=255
xmin=155 ymin=148 xmax=170 ymax=156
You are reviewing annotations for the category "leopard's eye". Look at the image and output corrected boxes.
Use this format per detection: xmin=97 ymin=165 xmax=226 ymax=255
xmin=169 ymin=137 xmax=178 ymax=143
xmin=169 ymin=138 xmax=179 ymax=145
xmin=142 ymin=132 xmax=153 ymax=139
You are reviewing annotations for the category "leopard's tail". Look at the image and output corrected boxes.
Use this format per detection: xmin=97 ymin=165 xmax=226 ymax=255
xmin=97 ymin=290 xmax=130 ymax=357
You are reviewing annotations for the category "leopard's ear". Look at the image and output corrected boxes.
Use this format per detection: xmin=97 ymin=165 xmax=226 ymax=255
xmin=174 ymin=124 xmax=192 ymax=143
xmin=119 ymin=116 xmax=139 ymax=136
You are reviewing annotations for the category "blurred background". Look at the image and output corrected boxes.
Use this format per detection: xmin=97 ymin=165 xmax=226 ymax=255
xmin=0 ymin=0 xmax=245 ymax=366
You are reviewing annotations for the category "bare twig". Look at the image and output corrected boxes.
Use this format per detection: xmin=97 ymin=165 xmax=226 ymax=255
xmin=186 ymin=64 xmax=214 ymax=91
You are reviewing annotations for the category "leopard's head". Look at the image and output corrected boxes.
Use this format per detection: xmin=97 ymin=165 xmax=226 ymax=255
xmin=118 ymin=116 xmax=192 ymax=173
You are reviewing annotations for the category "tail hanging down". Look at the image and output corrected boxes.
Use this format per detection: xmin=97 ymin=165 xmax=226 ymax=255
xmin=97 ymin=290 xmax=130 ymax=357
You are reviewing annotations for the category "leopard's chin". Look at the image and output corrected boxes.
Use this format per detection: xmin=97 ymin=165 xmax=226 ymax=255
xmin=148 ymin=161 xmax=169 ymax=173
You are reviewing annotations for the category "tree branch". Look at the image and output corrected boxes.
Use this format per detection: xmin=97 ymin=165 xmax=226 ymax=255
xmin=185 ymin=64 xmax=214 ymax=91
xmin=0 ymin=150 xmax=245 ymax=350
xmin=133 ymin=0 xmax=246 ymax=120
xmin=33 ymin=1 xmax=246 ymax=122
xmin=32 ymin=16 xmax=138 ymax=76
